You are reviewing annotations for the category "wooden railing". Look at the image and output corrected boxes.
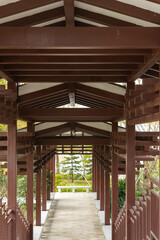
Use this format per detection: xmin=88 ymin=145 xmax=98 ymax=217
xmin=0 ymin=198 xmax=13 ymax=240
xmin=114 ymin=202 xmax=126 ymax=240
xmin=17 ymin=204 xmax=31 ymax=240
xmin=114 ymin=177 xmax=160 ymax=240
xmin=0 ymin=199 xmax=31 ymax=240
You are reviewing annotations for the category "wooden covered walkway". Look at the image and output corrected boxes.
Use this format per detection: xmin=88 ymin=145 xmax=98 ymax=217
xmin=0 ymin=1 xmax=160 ymax=240
xmin=40 ymin=193 xmax=105 ymax=240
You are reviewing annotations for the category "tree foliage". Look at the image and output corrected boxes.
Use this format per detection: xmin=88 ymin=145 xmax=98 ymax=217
xmin=61 ymin=155 xmax=81 ymax=182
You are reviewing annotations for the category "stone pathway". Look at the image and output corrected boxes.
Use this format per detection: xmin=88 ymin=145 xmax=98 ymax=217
xmin=40 ymin=192 xmax=105 ymax=240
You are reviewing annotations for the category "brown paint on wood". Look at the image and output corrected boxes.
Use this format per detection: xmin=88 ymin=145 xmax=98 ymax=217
xmin=42 ymin=165 xmax=47 ymax=211
xmin=52 ymin=156 xmax=56 ymax=192
xmin=105 ymin=170 xmax=110 ymax=225
xmin=36 ymin=171 xmax=41 ymax=226
xmin=100 ymin=165 xmax=104 ymax=211
xmin=126 ymin=124 xmax=135 ymax=240
xmin=112 ymin=122 xmax=118 ymax=240
xmin=47 ymin=161 xmax=51 ymax=200
xmin=96 ymin=159 xmax=100 ymax=200
xmin=7 ymin=122 xmax=17 ymax=240
xmin=27 ymin=153 xmax=34 ymax=240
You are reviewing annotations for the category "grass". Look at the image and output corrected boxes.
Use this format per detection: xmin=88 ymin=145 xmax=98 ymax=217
xmin=55 ymin=174 xmax=92 ymax=192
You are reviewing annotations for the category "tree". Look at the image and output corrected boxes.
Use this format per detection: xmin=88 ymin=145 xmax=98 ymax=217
xmin=61 ymin=155 xmax=81 ymax=182
xmin=80 ymin=154 xmax=92 ymax=179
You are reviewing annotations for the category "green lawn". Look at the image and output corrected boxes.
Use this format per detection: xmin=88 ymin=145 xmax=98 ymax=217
xmin=55 ymin=174 xmax=92 ymax=192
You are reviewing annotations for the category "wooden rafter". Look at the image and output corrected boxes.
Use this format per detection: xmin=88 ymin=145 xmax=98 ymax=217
xmin=78 ymin=0 xmax=160 ymax=25
xmin=36 ymin=136 xmax=110 ymax=145
xmin=64 ymin=0 xmax=74 ymax=27
xmin=0 ymin=27 xmax=159 ymax=49
xmin=18 ymin=108 xmax=124 ymax=122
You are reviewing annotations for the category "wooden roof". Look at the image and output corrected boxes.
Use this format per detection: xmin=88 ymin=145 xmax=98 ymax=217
xmin=0 ymin=0 xmax=160 ymax=130
xmin=0 ymin=0 xmax=160 ymax=27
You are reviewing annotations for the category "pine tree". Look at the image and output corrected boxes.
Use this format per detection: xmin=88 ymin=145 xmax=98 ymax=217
xmin=81 ymin=154 xmax=92 ymax=179
xmin=61 ymin=155 xmax=82 ymax=182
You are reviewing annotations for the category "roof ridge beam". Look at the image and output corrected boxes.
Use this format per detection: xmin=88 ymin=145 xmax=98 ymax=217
xmin=64 ymin=0 xmax=74 ymax=27
xmin=0 ymin=27 xmax=160 ymax=49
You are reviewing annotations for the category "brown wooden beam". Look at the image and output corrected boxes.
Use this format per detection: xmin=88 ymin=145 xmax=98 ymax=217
xmin=0 ymin=0 xmax=61 ymax=19
xmin=36 ymin=145 xmax=41 ymax=226
xmin=75 ymin=7 xmax=136 ymax=27
xmin=79 ymin=0 xmax=160 ymax=25
xmin=126 ymin=124 xmax=135 ymax=240
xmin=64 ymin=0 xmax=74 ymax=27
xmin=36 ymin=137 xmax=110 ymax=145
xmin=5 ymin=63 xmax=138 ymax=71
xmin=19 ymin=83 xmax=67 ymax=104
xmin=0 ymin=48 xmax=153 ymax=56
xmin=36 ymin=171 xmax=41 ymax=226
xmin=76 ymin=83 xmax=125 ymax=104
xmin=75 ymin=122 xmax=111 ymax=137
xmin=35 ymin=123 xmax=70 ymax=137
xmin=42 ymin=165 xmax=47 ymax=211
xmin=7 ymin=122 xmax=17 ymax=240
xmin=16 ymin=75 xmax=127 ymax=83
xmin=18 ymin=108 xmax=124 ymax=122
xmin=47 ymin=161 xmax=51 ymax=200
xmin=0 ymin=27 xmax=160 ymax=49
xmin=128 ymin=49 xmax=160 ymax=82
xmin=27 ymin=122 xmax=34 ymax=240
xmin=112 ymin=122 xmax=118 ymax=240
xmin=27 ymin=153 xmax=33 ymax=240
xmin=100 ymin=164 xmax=105 ymax=211
xmin=96 ymin=160 xmax=100 ymax=200
xmin=10 ymin=70 xmax=132 ymax=77
xmin=105 ymin=170 xmax=110 ymax=225
xmin=0 ymin=55 xmax=144 ymax=64
xmin=1 ymin=7 xmax=64 ymax=27
xmin=52 ymin=155 xmax=55 ymax=192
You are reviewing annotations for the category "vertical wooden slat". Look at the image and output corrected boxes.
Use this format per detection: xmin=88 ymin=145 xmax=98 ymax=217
xmin=94 ymin=150 xmax=97 ymax=193
xmin=42 ymin=165 xmax=47 ymax=211
xmin=27 ymin=122 xmax=34 ymax=240
xmin=36 ymin=170 xmax=41 ymax=226
xmin=100 ymin=164 xmax=104 ymax=211
xmin=27 ymin=152 xmax=33 ymax=240
xmin=47 ymin=161 xmax=51 ymax=200
xmin=105 ymin=169 xmax=110 ymax=225
xmin=92 ymin=150 xmax=95 ymax=192
xmin=96 ymin=158 xmax=100 ymax=200
xmin=52 ymin=155 xmax=55 ymax=192
xmin=50 ymin=157 xmax=53 ymax=192
xmin=126 ymin=123 xmax=135 ymax=240
xmin=112 ymin=122 xmax=118 ymax=240
xmin=8 ymin=122 xmax=17 ymax=240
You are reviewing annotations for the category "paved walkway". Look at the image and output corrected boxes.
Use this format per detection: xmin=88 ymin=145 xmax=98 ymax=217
xmin=40 ymin=192 xmax=105 ymax=240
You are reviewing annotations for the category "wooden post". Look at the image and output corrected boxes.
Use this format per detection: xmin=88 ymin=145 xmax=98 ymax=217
xmin=50 ymin=158 xmax=53 ymax=192
xmin=27 ymin=122 xmax=34 ymax=240
xmin=36 ymin=170 xmax=41 ymax=226
xmin=112 ymin=122 xmax=118 ymax=240
xmin=100 ymin=164 xmax=104 ymax=211
xmin=96 ymin=159 xmax=100 ymax=200
xmin=47 ymin=161 xmax=51 ymax=200
xmin=92 ymin=152 xmax=95 ymax=192
xmin=8 ymin=122 xmax=17 ymax=240
xmin=105 ymin=169 xmax=110 ymax=225
xmin=126 ymin=123 xmax=135 ymax=240
xmin=35 ymin=145 xmax=41 ymax=226
xmin=27 ymin=153 xmax=34 ymax=239
xmin=94 ymin=152 xmax=97 ymax=193
xmin=42 ymin=165 xmax=47 ymax=211
xmin=52 ymin=155 xmax=55 ymax=192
